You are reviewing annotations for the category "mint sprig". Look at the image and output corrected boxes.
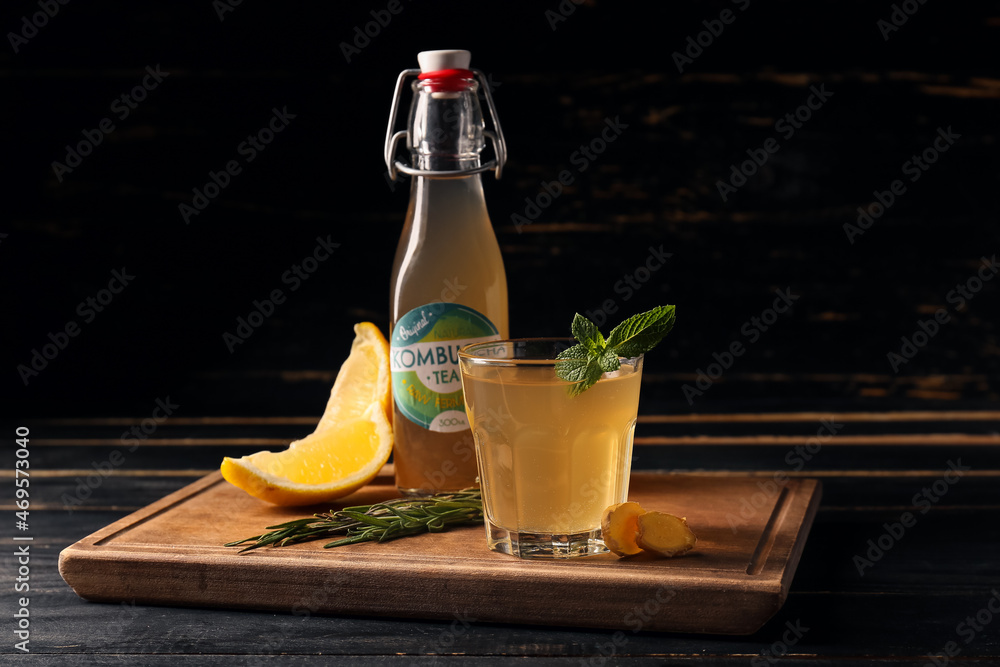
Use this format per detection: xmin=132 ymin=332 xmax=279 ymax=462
xmin=555 ymin=306 xmax=675 ymax=396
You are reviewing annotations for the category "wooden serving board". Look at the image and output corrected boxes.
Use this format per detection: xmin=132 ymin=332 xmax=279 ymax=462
xmin=59 ymin=470 xmax=821 ymax=635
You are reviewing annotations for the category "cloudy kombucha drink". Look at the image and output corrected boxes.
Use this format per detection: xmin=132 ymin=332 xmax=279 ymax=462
xmin=460 ymin=340 xmax=643 ymax=558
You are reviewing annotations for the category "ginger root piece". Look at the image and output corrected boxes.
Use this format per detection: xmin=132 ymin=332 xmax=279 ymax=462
xmin=601 ymin=502 xmax=646 ymax=556
xmin=636 ymin=511 xmax=698 ymax=557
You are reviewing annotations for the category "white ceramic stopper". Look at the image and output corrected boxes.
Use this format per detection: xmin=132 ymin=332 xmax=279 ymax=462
xmin=417 ymin=49 xmax=471 ymax=73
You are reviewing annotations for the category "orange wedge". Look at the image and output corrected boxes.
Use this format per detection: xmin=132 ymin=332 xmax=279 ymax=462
xmin=314 ymin=321 xmax=392 ymax=433
xmin=221 ymin=322 xmax=393 ymax=506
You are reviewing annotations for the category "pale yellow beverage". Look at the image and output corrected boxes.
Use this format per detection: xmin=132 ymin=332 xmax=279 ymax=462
xmin=390 ymin=176 xmax=508 ymax=494
xmin=460 ymin=339 xmax=643 ymax=558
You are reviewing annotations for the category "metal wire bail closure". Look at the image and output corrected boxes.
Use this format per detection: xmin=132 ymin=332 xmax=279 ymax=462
xmin=384 ymin=69 xmax=507 ymax=182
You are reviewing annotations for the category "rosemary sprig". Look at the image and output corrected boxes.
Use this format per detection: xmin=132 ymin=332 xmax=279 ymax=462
xmin=225 ymin=488 xmax=483 ymax=553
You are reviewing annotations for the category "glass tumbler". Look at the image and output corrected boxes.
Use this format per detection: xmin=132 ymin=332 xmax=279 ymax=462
xmin=459 ymin=338 xmax=642 ymax=559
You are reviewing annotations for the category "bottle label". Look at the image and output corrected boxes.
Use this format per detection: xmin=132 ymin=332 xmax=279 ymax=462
xmin=390 ymin=303 xmax=499 ymax=433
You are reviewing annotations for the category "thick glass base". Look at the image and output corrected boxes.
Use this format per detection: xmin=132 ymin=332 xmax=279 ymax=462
xmin=485 ymin=518 xmax=609 ymax=559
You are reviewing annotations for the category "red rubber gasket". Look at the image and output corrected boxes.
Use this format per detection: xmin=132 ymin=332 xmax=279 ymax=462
xmin=417 ymin=68 xmax=474 ymax=92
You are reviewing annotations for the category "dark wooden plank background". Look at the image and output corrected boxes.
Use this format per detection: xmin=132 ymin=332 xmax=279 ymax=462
xmin=3 ymin=0 xmax=998 ymax=418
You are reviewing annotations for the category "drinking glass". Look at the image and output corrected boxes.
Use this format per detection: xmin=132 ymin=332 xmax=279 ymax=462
xmin=459 ymin=338 xmax=643 ymax=559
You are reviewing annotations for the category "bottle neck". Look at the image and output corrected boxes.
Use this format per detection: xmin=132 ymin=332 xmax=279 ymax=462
xmin=407 ymin=76 xmax=485 ymax=175
xmin=413 ymin=154 xmax=481 ymax=172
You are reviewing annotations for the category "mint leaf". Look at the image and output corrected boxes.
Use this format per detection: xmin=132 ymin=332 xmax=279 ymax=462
xmin=555 ymin=343 xmax=589 ymax=361
xmin=570 ymin=313 xmax=604 ymax=354
xmin=554 ymin=357 xmax=591 ymax=382
xmin=555 ymin=305 xmax=675 ymax=396
xmin=606 ymin=305 xmax=676 ymax=359
xmin=555 ymin=356 xmax=605 ymax=396
xmin=567 ymin=359 xmax=605 ymax=397
xmin=597 ymin=348 xmax=621 ymax=374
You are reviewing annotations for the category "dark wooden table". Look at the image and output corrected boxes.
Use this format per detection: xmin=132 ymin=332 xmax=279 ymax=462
xmin=9 ymin=409 xmax=998 ymax=664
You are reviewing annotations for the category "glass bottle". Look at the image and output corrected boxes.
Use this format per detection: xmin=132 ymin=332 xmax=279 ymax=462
xmin=385 ymin=50 xmax=509 ymax=495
